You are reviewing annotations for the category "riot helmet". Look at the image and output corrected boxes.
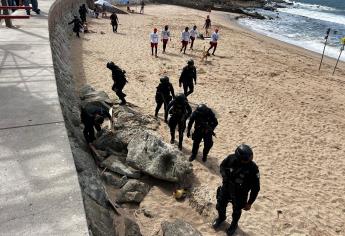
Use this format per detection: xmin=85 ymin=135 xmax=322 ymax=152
xmin=187 ymin=59 xmax=194 ymax=66
xmin=160 ymin=76 xmax=169 ymax=83
xmin=235 ymin=144 xmax=253 ymax=162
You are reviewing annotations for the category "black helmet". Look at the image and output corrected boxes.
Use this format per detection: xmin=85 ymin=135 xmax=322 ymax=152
xmin=106 ymin=61 xmax=115 ymax=69
xmin=196 ymin=104 xmax=208 ymax=113
xmin=175 ymin=93 xmax=186 ymax=103
xmin=187 ymin=59 xmax=194 ymax=66
xmin=235 ymin=144 xmax=253 ymax=162
xmin=160 ymin=76 xmax=169 ymax=83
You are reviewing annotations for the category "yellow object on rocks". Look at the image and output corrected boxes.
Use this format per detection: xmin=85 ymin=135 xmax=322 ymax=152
xmin=173 ymin=189 xmax=187 ymax=200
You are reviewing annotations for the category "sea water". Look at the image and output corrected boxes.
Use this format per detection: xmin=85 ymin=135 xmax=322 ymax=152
xmin=238 ymin=0 xmax=345 ymax=61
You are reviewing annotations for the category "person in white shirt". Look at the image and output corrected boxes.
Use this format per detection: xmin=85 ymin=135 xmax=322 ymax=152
xmin=150 ymin=28 xmax=159 ymax=57
xmin=189 ymin=25 xmax=198 ymax=50
xmin=161 ymin=25 xmax=171 ymax=53
xmin=180 ymin=27 xmax=190 ymax=54
xmin=207 ymin=28 xmax=219 ymax=55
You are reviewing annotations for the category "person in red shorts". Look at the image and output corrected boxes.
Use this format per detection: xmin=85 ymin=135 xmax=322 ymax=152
xmin=207 ymin=28 xmax=219 ymax=56
xmin=150 ymin=28 xmax=159 ymax=57
xmin=189 ymin=25 xmax=198 ymax=50
xmin=180 ymin=27 xmax=190 ymax=54
xmin=161 ymin=25 xmax=171 ymax=53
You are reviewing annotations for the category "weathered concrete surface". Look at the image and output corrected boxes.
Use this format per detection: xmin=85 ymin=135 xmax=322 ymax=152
xmin=0 ymin=0 xmax=88 ymax=235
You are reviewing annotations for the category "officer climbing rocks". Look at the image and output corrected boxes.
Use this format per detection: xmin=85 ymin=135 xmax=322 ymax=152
xmin=179 ymin=59 xmax=197 ymax=98
xmin=155 ymin=76 xmax=175 ymax=122
xmin=107 ymin=62 xmax=128 ymax=105
xmin=187 ymin=104 xmax=218 ymax=162
xmin=68 ymin=16 xmax=83 ymax=38
xmin=167 ymin=93 xmax=192 ymax=150
xmin=213 ymin=144 xmax=260 ymax=236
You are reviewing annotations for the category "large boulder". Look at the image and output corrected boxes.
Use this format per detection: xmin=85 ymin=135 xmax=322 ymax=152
xmin=126 ymin=131 xmax=192 ymax=182
xmin=94 ymin=130 xmax=126 ymax=152
xmin=161 ymin=219 xmax=202 ymax=236
xmin=79 ymin=170 xmax=110 ymax=208
xmin=101 ymin=155 xmax=141 ymax=179
xmin=116 ymin=179 xmax=151 ymax=204
xmin=124 ymin=217 xmax=142 ymax=236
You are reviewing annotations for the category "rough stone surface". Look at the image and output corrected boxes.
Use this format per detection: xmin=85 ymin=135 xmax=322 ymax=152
xmin=161 ymin=219 xmax=202 ymax=236
xmin=116 ymin=179 xmax=151 ymax=204
xmin=127 ymin=130 xmax=192 ymax=182
xmin=101 ymin=155 xmax=141 ymax=178
xmin=94 ymin=130 xmax=127 ymax=152
xmin=189 ymin=185 xmax=217 ymax=221
xmin=83 ymin=194 xmax=116 ymax=236
xmin=124 ymin=217 xmax=143 ymax=236
xmin=70 ymin=140 xmax=98 ymax=172
xmin=79 ymin=170 xmax=110 ymax=209
xmin=102 ymin=172 xmax=128 ymax=188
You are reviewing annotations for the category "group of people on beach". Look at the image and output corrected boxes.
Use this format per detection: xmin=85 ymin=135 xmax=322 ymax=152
xmin=77 ymin=4 xmax=260 ymax=236
xmin=149 ymin=15 xmax=219 ymax=57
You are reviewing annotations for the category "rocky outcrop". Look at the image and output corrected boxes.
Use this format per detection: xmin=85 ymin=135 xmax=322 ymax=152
xmin=161 ymin=219 xmax=202 ymax=236
xmin=127 ymin=130 xmax=193 ymax=182
xmin=101 ymin=155 xmax=141 ymax=179
xmin=116 ymin=179 xmax=151 ymax=204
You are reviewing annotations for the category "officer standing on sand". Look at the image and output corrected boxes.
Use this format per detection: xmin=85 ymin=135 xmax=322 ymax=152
xmin=155 ymin=76 xmax=175 ymax=122
xmin=187 ymin=104 xmax=218 ymax=162
xmin=213 ymin=144 xmax=260 ymax=236
xmin=107 ymin=62 xmax=128 ymax=105
xmin=179 ymin=59 xmax=197 ymax=98
xmin=167 ymin=93 xmax=192 ymax=150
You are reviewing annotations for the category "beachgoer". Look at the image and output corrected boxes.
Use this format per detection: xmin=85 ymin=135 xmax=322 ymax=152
xmin=110 ymin=12 xmax=119 ymax=32
xmin=140 ymin=0 xmax=145 ymax=14
xmin=155 ymin=76 xmax=175 ymax=122
xmin=213 ymin=144 xmax=260 ymax=236
xmin=150 ymin=28 xmax=159 ymax=57
xmin=24 ymin=0 xmax=40 ymax=15
xmin=79 ymin=4 xmax=87 ymax=23
xmin=207 ymin=28 xmax=219 ymax=55
xmin=189 ymin=25 xmax=198 ymax=50
xmin=187 ymin=104 xmax=218 ymax=162
xmin=107 ymin=62 xmax=128 ymax=105
xmin=180 ymin=27 xmax=190 ymax=54
xmin=68 ymin=16 xmax=83 ymax=38
xmin=203 ymin=15 xmax=211 ymax=36
xmin=167 ymin=93 xmax=192 ymax=150
xmin=179 ymin=59 xmax=196 ymax=97
xmin=81 ymin=103 xmax=111 ymax=145
xmin=161 ymin=25 xmax=171 ymax=53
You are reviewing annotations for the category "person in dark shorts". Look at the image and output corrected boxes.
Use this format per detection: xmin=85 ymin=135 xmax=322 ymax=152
xmin=207 ymin=28 xmax=219 ymax=55
xmin=189 ymin=25 xmax=198 ymax=50
xmin=180 ymin=27 xmax=190 ymax=54
xmin=161 ymin=25 xmax=171 ymax=53
xmin=110 ymin=12 xmax=119 ymax=32
xmin=203 ymin=15 xmax=211 ymax=36
xmin=150 ymin=28 xmax=159 ymax=57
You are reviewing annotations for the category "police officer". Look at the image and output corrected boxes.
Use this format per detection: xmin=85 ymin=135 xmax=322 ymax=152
xmin=81 ymin=103 xmax=111 ymax=146
xmin=213 ymin=144 xmax=260 ymax=236
xmin=179 ymin=59 xmax=197 ymax=97
xmin=68 ymin=16 xmax=83 ymax=38
xmin=79 ymin=4 xmax=87 ymax=23
xmin=167 ymin=93 xmax=192 ymax=150
xmin=107 ymin=62 xmax=128 ymax=105
xmin=187 ymin=104 xmax=218 ymax=162
xmin=155 ymin=76 xmax=175 ymax=122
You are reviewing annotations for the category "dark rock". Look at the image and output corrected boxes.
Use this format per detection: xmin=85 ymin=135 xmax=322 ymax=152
xmin=83 ymin=194 xmax=116 ymax=236
xmin=116 ymin=179 xmax=151 ymax=204
xmin=102 ymin=172 xmax=128 ymax=188
xmin=126 ymin=130 xmax=192 ymax=182
xmin=94 ymin=131 xmax=126 ymax=152
xmin=79 ymin=170 xmax=110 ymax=208
xmin=70 ymin=141 xmax=97 ymax=173
xmin=101 ymin=155 xmax=141 ymax=179
xmin=161 ymin=219 xmax=202 ymax=236
xmin=124 ymin=217 xmax=142 ymax=236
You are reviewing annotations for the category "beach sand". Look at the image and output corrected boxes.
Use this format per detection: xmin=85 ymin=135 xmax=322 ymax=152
xmin=71 ymin=4 xmax=345 ymax=235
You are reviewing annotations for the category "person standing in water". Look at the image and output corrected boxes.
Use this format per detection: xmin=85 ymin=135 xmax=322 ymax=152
xmin=161 ymin=25 xmax=171 ymax=53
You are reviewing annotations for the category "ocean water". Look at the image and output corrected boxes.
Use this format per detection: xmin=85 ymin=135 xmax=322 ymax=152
xmin=238 ymin=0 xmax=345 ymax=61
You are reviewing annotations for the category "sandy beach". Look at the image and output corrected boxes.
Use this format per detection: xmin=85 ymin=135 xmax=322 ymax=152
xmin=71 ymin=4 xmax=345 ymax=235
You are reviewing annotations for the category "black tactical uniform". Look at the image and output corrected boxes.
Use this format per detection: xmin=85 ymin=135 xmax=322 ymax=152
xmin=187 ymin=104 xmax=218 ymax=162
xmin=110 ymin=13 xmax=119 ymax=32
xmin=155 ymin=76 xmax=175 ymax=122
xmin=213 ymin=144 xmax=260 ymax=236
xmin=107 ymin=62 xmax=128 ymax=105
xmin=167 ymin=94 xmax=192 ymax=150
xmin=179 ymin=59 xmax=197 ymax=97
xmin=79 ymin=4 xmax=87 ymax=23
xmin=81 ymin=103 xmax=111 ymax=144
xmin=68 ymin=16 xmax=83 ymax=37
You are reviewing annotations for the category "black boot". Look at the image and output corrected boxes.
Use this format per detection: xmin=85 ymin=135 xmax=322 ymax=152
xmin=226 ymin=223 xmax=238 ymax=236
xmin=212 ymin=218 xmax=225 ymax=229
xmin=202 ymin=155 xmax=207 ymax=162
xmin=189 ymin=154 xmax=196 ymax=162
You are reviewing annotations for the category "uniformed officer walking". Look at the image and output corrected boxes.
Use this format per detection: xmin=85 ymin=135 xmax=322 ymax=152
xmin=187 ymin=104 xmax=218 ymax=162
xmin=107 ymin=62 xmax=128 ymax=105
xmin=155 ymin=76 xmax=175 ymax=122
xmin=179 ymin=59 xmax=197 ymax=97
xmin=167 ymin=93 xmax=192 ymax=150
xmin=213 ymin=144 xmax=260 ymax=236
